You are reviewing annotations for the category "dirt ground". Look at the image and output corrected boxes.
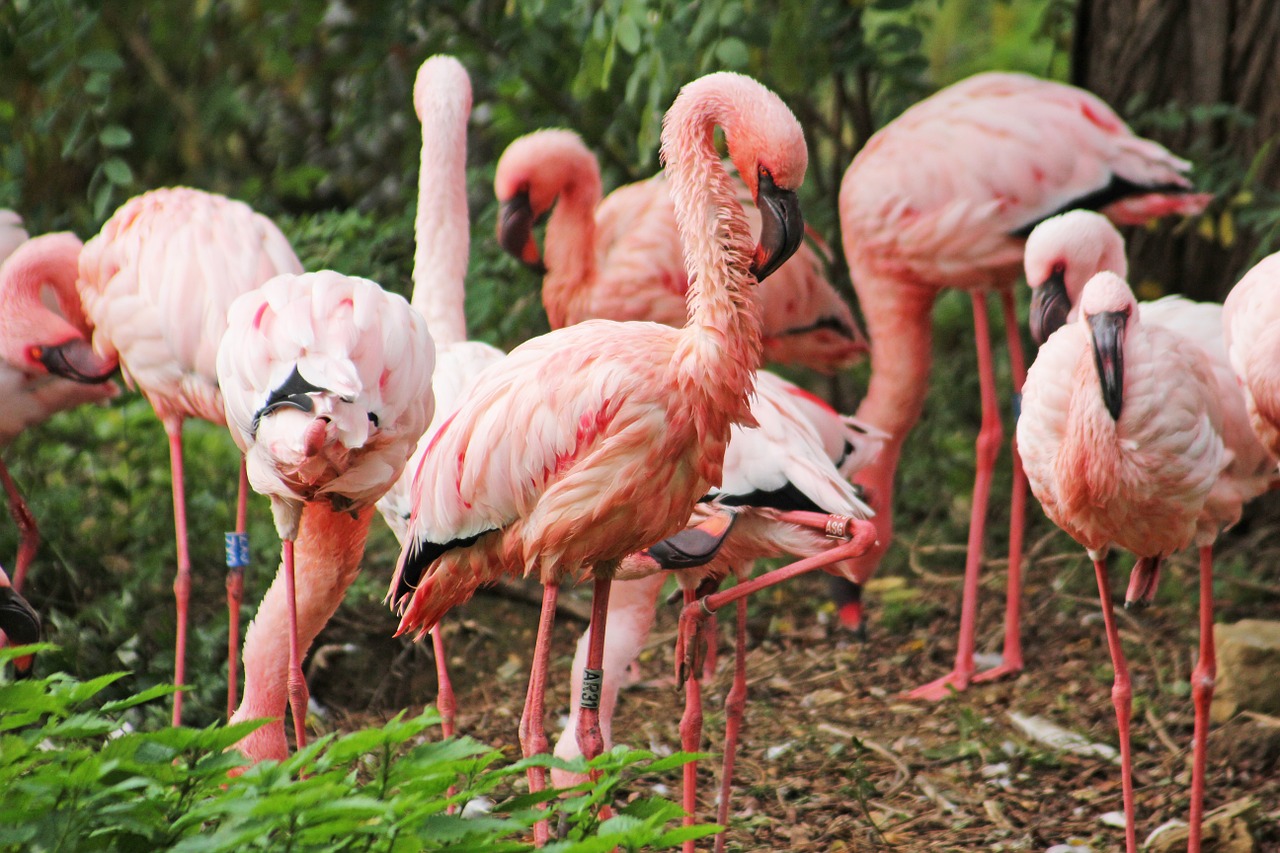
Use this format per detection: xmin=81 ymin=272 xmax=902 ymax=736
xmin=304 ymin=527 xmax=1280 ymax=852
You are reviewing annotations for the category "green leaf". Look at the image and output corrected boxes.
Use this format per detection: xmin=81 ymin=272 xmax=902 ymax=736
xmin=98 ymin=126 xmax=133 ymax=148
xmin=102 ymin=157 xmax=134 ymax=185
xmin=616 ymin=14 xmax=641 ymax=54
xmin=78 ymin=50 xmax=124 ymax=72
xmin=713 ymin=37 xmax=749 ymax=68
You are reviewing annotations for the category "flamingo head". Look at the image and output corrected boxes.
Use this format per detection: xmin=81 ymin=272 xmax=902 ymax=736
xmin=0 ymin=583 xmax=41 ymax=678
xmin=494 ymin=129 xmax=601 ymax=276
xmin=1079 ymin=271 xmax=1137 ymax=422
xmin=1024 ymin=211 xmax=1127 ymax=345
xmin=27 ymin=337 xmax=117 ymax=383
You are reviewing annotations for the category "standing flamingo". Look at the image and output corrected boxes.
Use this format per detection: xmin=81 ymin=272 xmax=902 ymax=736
xmin=76 ymin=187 xmax=304 ymax=724
xmin=494 ymin=128 xmax=866 ymax=374
xmin=1018 ymin=272 xmax=1228 ymax=852
xmin=1223 ymin=253 xmax=1280 ymax=461
xmin=550 ymin=370 xmax=881 ymax=849
xmin=218 ymin=271 xmax=434 ymax=750
xmin=0 ymin=232 xmax=119 ymax=593
xmin=838 ymin=71 xmax=1211 ymax=698
xmin=389 ymin=72 xmax=814 ymax=842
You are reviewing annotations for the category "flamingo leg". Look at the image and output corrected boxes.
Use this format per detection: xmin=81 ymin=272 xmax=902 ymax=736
xmin=226 ymin=457 xmax=250 ymax=720
xmin=713 ymin=594 xmax=749 ymax=853
xmin=909 ymin=290 xmax=1002 ymax=700
xmin=282 ymin=538 xmax=308 ymax=751
xmin=1188 ymin=545 xmax=1215 ymax=853
xmin=679 ymin=585 xmax=705 ymax=850
xmin=575 ymin=573 xmax=613 ymax=780
xmin=432 ymin=626 xmax=456 ymax=738
xmin=1094 ymin=557 xmax=1137 ymax=853
xmin=165 ymin=418 xmax=192 ymax=727
xmin=519 ymin=582 xmax=559 ymax=847
xmin=0 ymin=461 xmax=38 ymax=594
xmin=973 ymin=287 xmax=1028 ymax=684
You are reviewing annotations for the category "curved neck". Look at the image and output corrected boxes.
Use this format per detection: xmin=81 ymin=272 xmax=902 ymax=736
xmin=0 ymin=235 xmax=87 ymax=356
xmin=540 ymin=173 xmax=602 ymax=331
xmin=412 ymin=91 xmax=470 ymax=347
xmin=663 ymin=100 xmax=763 ymax=423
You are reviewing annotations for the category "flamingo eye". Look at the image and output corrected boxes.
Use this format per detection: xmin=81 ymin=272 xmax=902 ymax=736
xmin=28 ymin=345 xmax=43 ymax=363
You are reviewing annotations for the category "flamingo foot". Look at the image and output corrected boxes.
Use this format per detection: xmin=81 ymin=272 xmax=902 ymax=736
xmin=905 ymin=668 xmax=972 ymax=701
xmin=970 ymin=658 xmax=1023 ymax=685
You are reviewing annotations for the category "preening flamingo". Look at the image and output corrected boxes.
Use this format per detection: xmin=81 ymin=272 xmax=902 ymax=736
xmin=389 ymin=72 xmax=812 ymax=841
xmin=218 ymin=271 xmax=434 ymax=751
xmin=0 ymin=231 xmax=118 ymax=595
xmin=838 ymin=71 xmax=1211 ymax=698
xmin=1017 ymin=272 xmax=1228 ymax=853
xmin=1223 ymin=252 xmax=1280 ymax=461
xmin=373 ymin=55 xmax=506 ymax=741
xmin=550 ymin=371 xmax=881 ymax=849
xmin=74 ymin=187 xmax=303 ymax=724
xmin=494 ymin=128 xmax=866 ymax=374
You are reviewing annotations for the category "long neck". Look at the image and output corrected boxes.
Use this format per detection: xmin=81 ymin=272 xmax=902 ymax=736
xmin=540 ymin=173 xmax=602 ymax=331
xmin=664 ymin=103 xmax=762 ymax=425
xmin=233 ymin=503 xmax=374 ymax=759
xmin=412 ymin=91 xmax=470 ymax=346
xmin=0 ymin=235 xmax=87 ymax=350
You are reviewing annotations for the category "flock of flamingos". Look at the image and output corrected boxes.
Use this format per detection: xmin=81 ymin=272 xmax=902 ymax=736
xmin=1 ymin=53 xmax=1278 ymax=852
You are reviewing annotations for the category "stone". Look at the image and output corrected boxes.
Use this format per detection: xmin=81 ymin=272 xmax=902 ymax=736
xmin=1210 ymin=620 xmax=1280 ymax=724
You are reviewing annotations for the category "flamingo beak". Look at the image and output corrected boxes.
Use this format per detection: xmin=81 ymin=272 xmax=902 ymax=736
xmin=498 ymin=191 xmax=548 ymax=275
xmin=644 ymin=509 xmax=739 ymax=570
xmin=0 ymin=585 xmax=41 ymax=678
xmin=39 ymin=339 xmax=116 ymax=384
xmin=750 ymin=171 xmax=803 ymax=282
xmin=1088 ymin=310 xmax=1127 ymax=421
xmin=1029 ymin=268 xmax=1070 ymax=346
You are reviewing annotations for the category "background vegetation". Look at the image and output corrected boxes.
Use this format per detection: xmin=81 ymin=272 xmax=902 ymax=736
xmin=1 ymin=0 xmax=1277 ymax=847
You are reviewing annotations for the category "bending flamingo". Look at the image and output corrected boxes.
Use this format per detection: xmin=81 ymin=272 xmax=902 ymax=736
xmin=374 ymin=54 xmax=506 ymax=740
xmin=838 ymin=71 xmax=1211 ymax=698
xmin=0 ymin=232 xmax=118 ymax=593
xmin=495 ymin=128 xmax=866 ymax=374
xmin=551 ymin=370 xmax=881 ymax=848
xmin=1223 ymin=252 xmax=1280 ymax=461
xmin=389 ymin=72 xmax=820 ymax=842
xmin=76 ymin=187 xmax=304 ymax=724
xmin=1018 ymin=272 xmax=1227 ymax=852
xmin=218 ymin=271 xmax=434 ymax=751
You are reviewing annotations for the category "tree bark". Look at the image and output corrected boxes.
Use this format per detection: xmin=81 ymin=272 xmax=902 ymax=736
xmin=1073 ymin=0 xmax=1280 ymax=301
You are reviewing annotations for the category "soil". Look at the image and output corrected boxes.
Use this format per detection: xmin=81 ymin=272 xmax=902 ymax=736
xmin=304 ymin=528 xmax=1280 ymax=852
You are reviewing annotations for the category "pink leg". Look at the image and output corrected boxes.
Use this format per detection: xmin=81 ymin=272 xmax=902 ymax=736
xmin=679 ymin=586 xmax=705 ymax=851
xmin=0 ymin=461 xmax=38 ymax=594
xmin=1188 ymin=545 xmax=1215 ymax=853
xmin=974 ymin=288 xmax=1028 ymax=684
xmin=282 ymin=538 xmax=308 ymax=751
xmin=909 ymin=291 xmax=1003 ymax=700
xmin=432 ymin=627 xmax=456 ymax=738
xmin=226 ymin=458 xmax=250 ymax=720
xmin=713 ymin=595 xmax=749 ymax=853
xmin=519 ymin=583 xmax=559 ymax=847
xmin=165 ymin=419 xmax=191 ymax=727
xmin=1094 ymin=557 xmax=1137 ymax=853
xmin=575 ymin=574 xmax=613 ymax=781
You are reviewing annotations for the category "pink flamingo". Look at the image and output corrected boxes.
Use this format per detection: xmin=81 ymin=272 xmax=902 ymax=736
xmin=1018 ymin=271 xmax=1228 ymax=852
xmin=1223 ymin=252 xmax=1280 ymax=461
xmin=0 ymin=565 xmax=40 ymax=676
xmin=838 ymin=71 xmax=1211 ymax=698
xmin=389 ymin=72 xmax=815 ymax=842
xmin=374 ymin=55 xmax=506 ymax=740
xmin=0 ymin=232 xmax=119 ymax=593
xmin=494 ymin=128 xmax=866 ymax=374
xmin=218 ymin=271 xmax=434 ymax=751
xmin=76 ymin=187 xmax=304 ymax=724
xmin=551 ymin=370 xmax=881 ymax=850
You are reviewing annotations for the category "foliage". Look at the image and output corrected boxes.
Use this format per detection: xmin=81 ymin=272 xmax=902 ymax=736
xmin=0 ymin=651 xmax=716 ymax=852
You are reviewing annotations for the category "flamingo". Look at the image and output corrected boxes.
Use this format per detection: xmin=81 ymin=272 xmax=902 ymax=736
xmin=0 ymin=231 xmax=119 ymax=594
xmin=838 ymin=71 xmax=1211 ymax=698
xmin=549 ymin=370 xmax=881 ymax=850
xmin=388 ymin=72 xmax=823 ymax=842
xmin=0 ymin=565 xmax=40 ymax=677
xmin=73 ymin=187 xmax=304 ymax=724
xmin=1223 ymin=252 xmax=1280 ymax=461
xmin=1017 ymin=271 xmax=1228 ymax=852
xmin=494 ymin=128 xmax=866 ymax=374
xmin=217 ymin=271 xmax=434 ymax=751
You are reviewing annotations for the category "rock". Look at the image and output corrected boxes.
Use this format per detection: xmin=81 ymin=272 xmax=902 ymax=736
xmin=1211 ymin=620 xmax=1280 ymax=724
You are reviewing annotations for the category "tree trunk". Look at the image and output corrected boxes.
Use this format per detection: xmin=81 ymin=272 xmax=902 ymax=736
xmin=1073 ymin=0 xmax=1280 ymax=301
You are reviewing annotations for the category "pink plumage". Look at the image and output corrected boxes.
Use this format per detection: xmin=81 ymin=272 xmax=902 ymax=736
xmin=494 ymin=128 xmax=866 ymax=373
xmin=1223 ymin=252 xmax=1280 ymax=460
xmin=838 ymin=70 xmax=1211 ymax=698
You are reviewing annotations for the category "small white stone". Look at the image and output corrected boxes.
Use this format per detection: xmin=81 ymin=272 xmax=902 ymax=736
xmin=1100 ymin=810 xmax=1128 ymax=828
xmin=765 ymin=741 xmax=794 ymax=761
xmin=461 ymin=796 xmax=494 ymax=819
